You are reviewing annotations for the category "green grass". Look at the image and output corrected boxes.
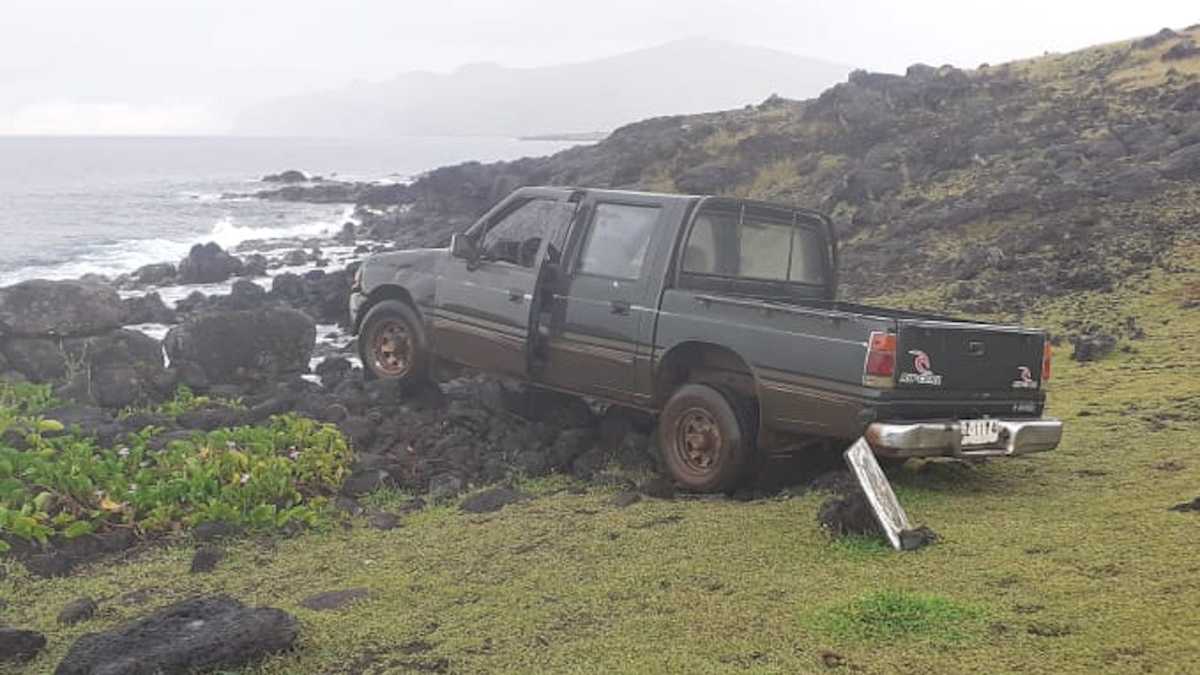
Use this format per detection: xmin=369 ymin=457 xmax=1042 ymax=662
xmin=3 ymin=244 xmax=1200 ymax=673
xmin=806 ymin=590 xmax=987 ymax=644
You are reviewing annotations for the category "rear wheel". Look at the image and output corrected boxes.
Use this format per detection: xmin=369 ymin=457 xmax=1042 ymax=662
xmin=659 ymin=384 xmax=754 ymax=493
xmin=358 ymin=300 xmax=429 ymax=384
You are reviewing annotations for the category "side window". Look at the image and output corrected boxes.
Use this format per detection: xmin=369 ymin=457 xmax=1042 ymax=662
xmin=578 ymin=203 xmax=660 ymax=280
xmin=480 ymin=199 xmax=574 ymax=268
xmin=790 ymin=227 xmax=827 ymax=284
xmin=681 ymin=215 xmax=718 ymax=274
xmin=680 ymin=209 xmax=827 ymax=285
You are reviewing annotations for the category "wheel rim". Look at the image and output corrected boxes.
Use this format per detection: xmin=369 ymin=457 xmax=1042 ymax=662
xmin=673 ymin=407 xmax=723 ymax=474
xmin=369 ymin=319 xmax=412 ymax=377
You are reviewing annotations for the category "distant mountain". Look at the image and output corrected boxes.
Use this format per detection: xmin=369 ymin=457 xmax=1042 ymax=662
xmin=233 ymin=38 xmax=851 ymax=138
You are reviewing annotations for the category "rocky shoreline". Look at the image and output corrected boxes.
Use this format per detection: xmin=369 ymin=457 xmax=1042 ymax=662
xmin=0 ymin=207 xmax=684 ymax=669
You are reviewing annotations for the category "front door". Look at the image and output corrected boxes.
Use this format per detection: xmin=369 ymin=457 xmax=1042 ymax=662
xmin=539 ymin=195 xmax=667 ymax=403
xmin=434 ymin=196 xmax=575 ymax=377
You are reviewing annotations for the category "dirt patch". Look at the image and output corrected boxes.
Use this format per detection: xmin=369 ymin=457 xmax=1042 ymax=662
xmin=300 ymin=588 xmax=371 ymax=612
xmin=629 ymin=515 xmax=683 ymax=530
xmin=610 ymin=491 xmax=642 ymax=508
xmin=637 ymin=476 xmax=676 ymax=500
xmin=367 ymin=512 xmax=402 ymax=530
xmin=460 ymin=487 xmax=530 ymax=514
xmin=190 ymin=546 xmax=223 ymax=574
xmin=1028 ymin=622 xmax=1076 ymax=638
xmin=819 ymin=650 xmax=847 ymax=668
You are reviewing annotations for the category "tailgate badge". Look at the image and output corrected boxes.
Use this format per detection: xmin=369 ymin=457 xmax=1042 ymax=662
xmin=1012 ymin=366 xmax=1039 ymax=390
xmin=899 ymin=350 xmax=943 ymax=386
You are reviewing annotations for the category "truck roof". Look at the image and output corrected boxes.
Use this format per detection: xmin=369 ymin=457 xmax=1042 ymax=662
xmin=511 ymin=185 xmax=829 ymax=222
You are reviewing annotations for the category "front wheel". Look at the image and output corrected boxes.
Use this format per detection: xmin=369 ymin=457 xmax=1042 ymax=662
xmin=358 ymin=300 xmax=430 ymax=384
xmin=659 ymin=384 xmax=754 ymax=493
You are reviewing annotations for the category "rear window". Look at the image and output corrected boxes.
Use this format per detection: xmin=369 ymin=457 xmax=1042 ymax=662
xmin=681 ymin=209 xmax=827 ymax=285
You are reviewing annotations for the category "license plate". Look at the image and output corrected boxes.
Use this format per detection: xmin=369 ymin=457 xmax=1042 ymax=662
xmin=961 ymin=419 xmax=1001 ymax=446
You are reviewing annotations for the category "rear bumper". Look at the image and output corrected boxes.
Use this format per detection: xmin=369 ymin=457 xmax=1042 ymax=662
xmin=865 ymin=418 xmax=1063 ymax=458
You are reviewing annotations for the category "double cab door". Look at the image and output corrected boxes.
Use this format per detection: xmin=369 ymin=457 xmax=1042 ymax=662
xmin=537 ymin=192 xmax=674 ymax=405
xmin=432 ymin=191 xmax=577 ymax=377
xmin=434 ymin=188 xmax=675 ymax=406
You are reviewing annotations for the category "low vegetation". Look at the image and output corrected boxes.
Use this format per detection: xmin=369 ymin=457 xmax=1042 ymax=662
xmin=117 ymin=385 xmax=244 ymax=421
xmin=0 ymin=386 xmax=352 ymax=550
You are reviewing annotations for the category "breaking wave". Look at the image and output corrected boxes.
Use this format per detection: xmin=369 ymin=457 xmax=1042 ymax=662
xmin=0 ymin=205 xmax=355 ymax=287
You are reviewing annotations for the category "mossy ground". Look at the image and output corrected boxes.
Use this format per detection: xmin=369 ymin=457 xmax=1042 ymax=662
xmin=4 ymin=243 xmax=1199 ymax=673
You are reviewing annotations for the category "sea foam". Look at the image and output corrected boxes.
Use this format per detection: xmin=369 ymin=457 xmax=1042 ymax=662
xmin=0 ymin=205 xmax=356 ymax=287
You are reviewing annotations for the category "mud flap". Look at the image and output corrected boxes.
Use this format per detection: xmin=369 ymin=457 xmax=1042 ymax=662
xmin=844 ymin=438 xmax=912 ymax=551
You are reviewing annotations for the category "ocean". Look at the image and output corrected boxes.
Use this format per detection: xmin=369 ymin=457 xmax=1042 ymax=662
xmin=0 ymin=135 xmax=577 ymax=287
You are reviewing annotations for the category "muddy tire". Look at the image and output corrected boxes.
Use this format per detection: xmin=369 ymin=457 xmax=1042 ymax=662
xmin=358 ymin=300 xmax=429 ymax=384
xmin=659 ymin=383 xmax=754 ymax=493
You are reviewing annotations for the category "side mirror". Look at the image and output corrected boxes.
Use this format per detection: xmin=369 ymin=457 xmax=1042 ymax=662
xmin=450 ymin=233 xmax=478 ymax=262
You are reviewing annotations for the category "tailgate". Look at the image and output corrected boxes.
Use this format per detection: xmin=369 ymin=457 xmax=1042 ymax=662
xmin=895 ymin=320 xmax=1045 ymax=393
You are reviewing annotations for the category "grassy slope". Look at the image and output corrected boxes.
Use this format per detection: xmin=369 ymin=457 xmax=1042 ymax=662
xmin=4 ymin=243 xmax=1198 ymax=673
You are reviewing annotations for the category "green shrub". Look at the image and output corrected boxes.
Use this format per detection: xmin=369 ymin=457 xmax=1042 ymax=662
xmin=0 ymin=382 xmax=57 ymax=439
xmin=0 ymin=414 xmax=352 ymax=551
xmin=119 ymin=385 xmax=244 ymax=421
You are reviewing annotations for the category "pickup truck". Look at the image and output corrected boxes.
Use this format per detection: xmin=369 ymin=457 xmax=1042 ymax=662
xmin=350 ymin=186 xmax=1063 ymax=492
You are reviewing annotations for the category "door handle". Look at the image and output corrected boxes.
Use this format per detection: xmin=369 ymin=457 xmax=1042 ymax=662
xmin=508 ymin=289 xmax=525 ymax=302
xmin=610 ymin=300 xmax=631 ymax=315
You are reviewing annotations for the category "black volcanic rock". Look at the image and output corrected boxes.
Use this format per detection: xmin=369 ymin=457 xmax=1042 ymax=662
xmin=178 ymin=242 xmax=244 ymax=284
xmin=0 ymin=279 xmax=124 ymax=337
xmin=54 ymin=595 xmax=297 ymax=675
xmin=262 ymin=169 xmax=308 ymax=183
xmin=0 ymin=628 xmax=45 ymax=663
xmin=164 ymin=308 xmax=315 ymax=384
xmin=122 ymin=291 xmax=177 ymax=325
xmin=132 ymin=262 xmax=176 ymax=286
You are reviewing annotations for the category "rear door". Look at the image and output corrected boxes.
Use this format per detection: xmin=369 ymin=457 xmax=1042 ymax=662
xmin=538 ymin=193 xmax=672 ymax=403
xmin=433 ymin=195 xmax=576 ymax=377
xmin=895 ymin=321 xmax=1046 ymax=393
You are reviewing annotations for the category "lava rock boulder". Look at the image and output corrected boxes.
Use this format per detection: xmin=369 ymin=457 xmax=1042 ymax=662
xmin=0 ymin=279 xmax=124 ymax=337
xmin=54 ymin=595 xmax=298 ymax=675
xmin=177 ymin=242 xmax=244 ymax=285
xmin=164 ymin=308 xmax=315 ymax=384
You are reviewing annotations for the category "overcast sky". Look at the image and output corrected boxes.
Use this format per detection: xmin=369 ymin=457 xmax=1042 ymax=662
xmin=1 ymin=0 xmax=1195 ymax=134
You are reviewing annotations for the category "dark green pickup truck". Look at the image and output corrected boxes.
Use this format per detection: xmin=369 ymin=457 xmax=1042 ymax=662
xmin=350 ymin=187 xmax=1062 ymax=491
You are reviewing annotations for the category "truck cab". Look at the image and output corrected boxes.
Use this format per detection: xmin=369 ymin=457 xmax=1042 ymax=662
xmin=351 ymin=186 xmax=1062 ymax=492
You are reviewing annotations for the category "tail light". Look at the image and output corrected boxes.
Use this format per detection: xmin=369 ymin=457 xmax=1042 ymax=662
xmin=1041 ymin=341 xmax=1052 ymax=384
xmin=863 ymin=331 xmax=896 ymax=388
xmin=351 ymin=265 xmax=364 ymax=292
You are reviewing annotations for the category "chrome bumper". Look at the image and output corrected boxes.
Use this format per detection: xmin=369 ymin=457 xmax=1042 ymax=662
xmin=865 ymin=418 xmax=1063 ymax=458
